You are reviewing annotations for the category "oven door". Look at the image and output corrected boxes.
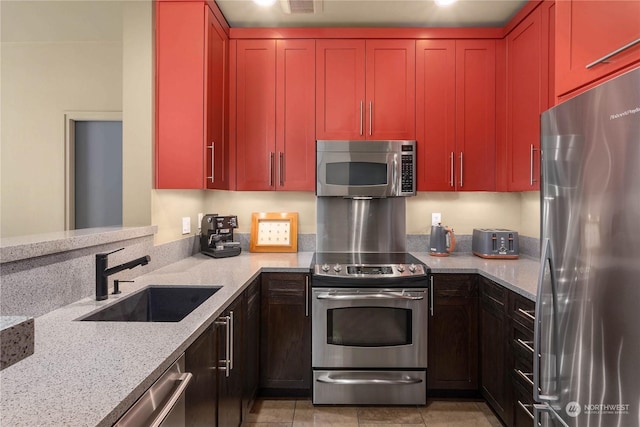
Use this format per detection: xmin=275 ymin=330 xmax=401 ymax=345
xmin=312 ymin=288 xmax=428 ymax=368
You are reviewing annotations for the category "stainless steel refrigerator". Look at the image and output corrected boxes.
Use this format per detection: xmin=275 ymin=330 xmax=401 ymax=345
xmin=535 ymin=67 xmax=640 ymax=426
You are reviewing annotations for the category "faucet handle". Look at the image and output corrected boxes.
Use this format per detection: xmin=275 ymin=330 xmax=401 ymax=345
xmin=96 ymin=247 xmax=125 ymax=258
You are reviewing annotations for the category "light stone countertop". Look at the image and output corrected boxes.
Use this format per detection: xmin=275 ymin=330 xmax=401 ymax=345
xmin=0 ymin=250 xmax=539 ymax=427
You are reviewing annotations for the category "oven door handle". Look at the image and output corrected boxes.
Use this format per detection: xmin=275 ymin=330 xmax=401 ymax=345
xmin=315 ymin=292 xmax=424 ymax=301
xmin=316 ymin=374 xmax=423 ymax=385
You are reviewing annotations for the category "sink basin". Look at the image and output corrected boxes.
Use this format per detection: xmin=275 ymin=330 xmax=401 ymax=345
xmin=79 ymin=286 xmax=221 ymax=322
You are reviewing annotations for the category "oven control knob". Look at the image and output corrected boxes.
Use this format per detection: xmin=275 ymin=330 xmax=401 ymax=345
xmin=321 ymin=263 xmax=330 ymax=273
xmin=408 ymin=264 xmax=417 ymax=273
xmin=333 ymin=264 xmax=342 ymax=273
xmin=396 ymin=265 xmax=405 ymax=273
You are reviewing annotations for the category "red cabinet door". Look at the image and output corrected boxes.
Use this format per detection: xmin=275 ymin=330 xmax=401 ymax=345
xmin=556 ymin=0 xmax=640 ymax=97
xmin=365 ymin=40 xmax=416 ymax=140
xmin=235 ymin=40 xmax=277 ymax=191
xmin=205 ymin=7 xmax=228 ymax=190
xmin=505 ymin=8 xmax=544 ymax=192
xmin=275 ymin=40 xmax=316 ymax=191
xmin=316 ymin=40 xmax=366 ymax=140
xmin=416 ymin=40 xmax=456 ymax=191
xmin=455 ymin=40 xmax=496 ymax=191
xmin=155 ymin=1 xmax=206 ymax=189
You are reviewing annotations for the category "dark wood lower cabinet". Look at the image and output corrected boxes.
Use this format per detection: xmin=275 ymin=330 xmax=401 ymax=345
xmin=242 ymin=278 xmax=260 ymax=420
xmin=260 ymin=272 xmax=311 ymax=394
xmin=428 ymin=274 xmax=479 ymax=392
xmin=480 ymin=276 xmax=511 ymax=424
xmin=185 ymin=324 xmax=217 ymax=426
xmin=217 ymin=295 xmax=244 ymax=427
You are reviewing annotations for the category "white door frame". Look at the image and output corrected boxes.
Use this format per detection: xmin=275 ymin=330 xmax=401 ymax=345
xmin=64 ymin=111 xmax=123 ymax=231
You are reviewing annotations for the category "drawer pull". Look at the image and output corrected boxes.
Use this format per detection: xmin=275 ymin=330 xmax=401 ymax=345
xmin=518 ymin=307 xmax=535 ymax=322
xmin=515 ymin=368 xmax=534 ymax=388
xmin=518 ymin=400 xmax=535 ymax=420
xmin=516 ymin=338 xmax=535 ymax=354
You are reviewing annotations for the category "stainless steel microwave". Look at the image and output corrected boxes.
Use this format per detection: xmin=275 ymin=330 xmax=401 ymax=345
xmin=316 ymin=140 xmax=416 ymax=197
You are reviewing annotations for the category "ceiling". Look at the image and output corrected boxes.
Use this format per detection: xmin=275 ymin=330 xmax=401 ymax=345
xmin=214 ymin=0 xmax=529 ymax=28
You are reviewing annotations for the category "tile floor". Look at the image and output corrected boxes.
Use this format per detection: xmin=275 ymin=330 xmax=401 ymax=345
xmin=243 ymin=398 xmax=503 ymax=426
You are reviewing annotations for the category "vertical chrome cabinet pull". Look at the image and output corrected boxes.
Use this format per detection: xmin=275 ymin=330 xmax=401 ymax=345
xmin=269 ymin=152 xmax=274 ymax=187
xmin=215 ymin=316 xmax=231 ymax=377
xmin=530 ymin=144 xmax=538 ymax=186
xmin=459 ymin=152 xmax=464 ymax=188
xmin=369 ymin=101 xmax=373 ymax=136
xmin=586 ymin=38 xmax=640 ymax=69
xmin=305 ymin=275 xmax=310 ymax=317
xmin=360 ymin=101 xmax=364 ymax=136
xmin=279 ymin=152 xmax=284 ymax=187
xmin=429 ymin=276 xmax=434 ymax=316
xmin=207 ymin=142 xmax=215 ymax=182
xmin=229 ymin=310 xmax=234 ymax=371
xmin=449 ymin=152 xmax=455 ymax=187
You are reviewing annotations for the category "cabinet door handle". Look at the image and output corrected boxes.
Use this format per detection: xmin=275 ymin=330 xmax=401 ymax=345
xmin=269 ymin=152 xmax=274 ymax=187
xmin=586 ymin=38 xmax=640 ymax=69
xmin=530 ymin=144 xmax=538 ymax=186
xmin=459 ymin=152 xmax=464 ymax=188
xmin=518 ymin=307 xmax=536 ymax=322
xmin=515 ymin=369 xmax=535 ymax=388
xmin=215 ymin=315 xmax=231 ymax=377
xmin=516 ymin=338 xmax=535 ymax=354
xmin=229 ymin=310 xmax=234 ymax=371
xmin=429 ymin=276 xmax=434 ymax=316
xmin=360 ymin=101 xmax=364 ymax=136
xmin=517 ymin=401 xmax=535 ymax=421
xmin=207 ymin=142 xmax=215 ymax=183
xmin=279 ymin=152 xmax=284 ymax=187
xmin=305 ymin=275 xmax=310 ymax=317
xmin=450 ymin=152 xmax=455 ymax=188
xmin=369 ymin=101 xmax=373 ymax=136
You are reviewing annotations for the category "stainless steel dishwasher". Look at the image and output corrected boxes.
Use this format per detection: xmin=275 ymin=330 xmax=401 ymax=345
xmin=114 ymin=354 xmax=193 ymax=427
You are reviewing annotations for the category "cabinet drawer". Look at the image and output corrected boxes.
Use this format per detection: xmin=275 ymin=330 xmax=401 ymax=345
xmin=512 ymin=377 xmax=535 ymax=426
xmin=510 ymin=292 xmax=535 ymax=331
xmin=433 ymin=274 xmax=478 ymax=297
xmin=511 ymin=322 xmax=534 ymax=368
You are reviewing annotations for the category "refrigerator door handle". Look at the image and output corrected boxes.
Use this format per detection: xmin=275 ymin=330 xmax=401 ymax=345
xmin=534 ymin=238 xmax=561 ymax=403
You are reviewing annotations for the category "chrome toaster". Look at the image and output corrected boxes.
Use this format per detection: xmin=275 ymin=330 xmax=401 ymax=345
xmin=472 ymin=229 xmax=519 ymax=259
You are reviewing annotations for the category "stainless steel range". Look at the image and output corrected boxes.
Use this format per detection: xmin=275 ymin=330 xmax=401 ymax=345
xmin=311 ymin=251 xmax=430 ymax=405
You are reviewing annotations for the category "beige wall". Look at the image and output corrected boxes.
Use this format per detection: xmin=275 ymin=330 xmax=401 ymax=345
xmin=1 ymin=40 xmax=122 ymax=236
xmin=520 ymin=191 xmax=540 ymax=238
xmin=152 ymin=190 xmax=206 ymax=244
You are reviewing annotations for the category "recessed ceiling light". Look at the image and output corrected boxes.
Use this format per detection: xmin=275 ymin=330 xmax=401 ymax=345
xmin=434 ymin=0 xmax=457 ymax=6
xmin=254 ymin=0 xmax=277 ymax=6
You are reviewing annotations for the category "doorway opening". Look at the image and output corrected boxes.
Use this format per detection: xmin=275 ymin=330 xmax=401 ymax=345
xmin=65 ymin=112 xmax=123 ymax=230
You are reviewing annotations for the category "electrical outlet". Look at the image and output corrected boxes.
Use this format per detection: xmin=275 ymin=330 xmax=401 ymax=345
xmin=197 ymin=213 xmax=204 ymax=230
xmin=432 ymin=212 xmax=442 ymax=226
xmin=182 ymin=217 xmax=191 ymax=235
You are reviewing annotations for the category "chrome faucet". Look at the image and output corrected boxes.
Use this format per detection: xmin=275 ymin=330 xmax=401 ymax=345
xmin=95 ymin=248 xmax=150 ymax=301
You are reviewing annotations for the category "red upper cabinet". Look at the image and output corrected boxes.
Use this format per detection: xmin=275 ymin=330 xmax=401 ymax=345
xmin=417 ymin=39 xmax=496 ymax=192
xmin=234 ymin=40 xmax=315 ymax=191
xmin=455 ymin=40 xmax=496 ymax=192
xmin=416 ymin=40 xmax=456 ymax=191
xmin=555 ymin=0 xmax=640 ymax=97
xmin=316 ymin=39 xmax=415 ymax=140
xmin=155 ymin=1 xmax=228 ymax=189
xmin=503 ymin=6 xmax=550 ymax=191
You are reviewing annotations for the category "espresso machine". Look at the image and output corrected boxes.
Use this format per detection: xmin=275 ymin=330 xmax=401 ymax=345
xmin=200 ymin=214 xmax=241 ymax=258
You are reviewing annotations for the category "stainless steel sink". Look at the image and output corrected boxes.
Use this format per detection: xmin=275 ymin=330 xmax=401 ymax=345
xmin=78 ymin=285 xmax=221 ymax=322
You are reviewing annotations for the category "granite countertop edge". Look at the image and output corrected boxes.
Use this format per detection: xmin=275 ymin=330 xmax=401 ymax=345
xmin=0 ymin=251 xmax=539 ymax=427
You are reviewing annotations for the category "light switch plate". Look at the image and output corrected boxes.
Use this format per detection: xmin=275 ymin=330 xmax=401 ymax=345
xmin=432 ymin=213 xmax=441 ymax=226
xmin=182 ymin=217 xmax=191 ymax=235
